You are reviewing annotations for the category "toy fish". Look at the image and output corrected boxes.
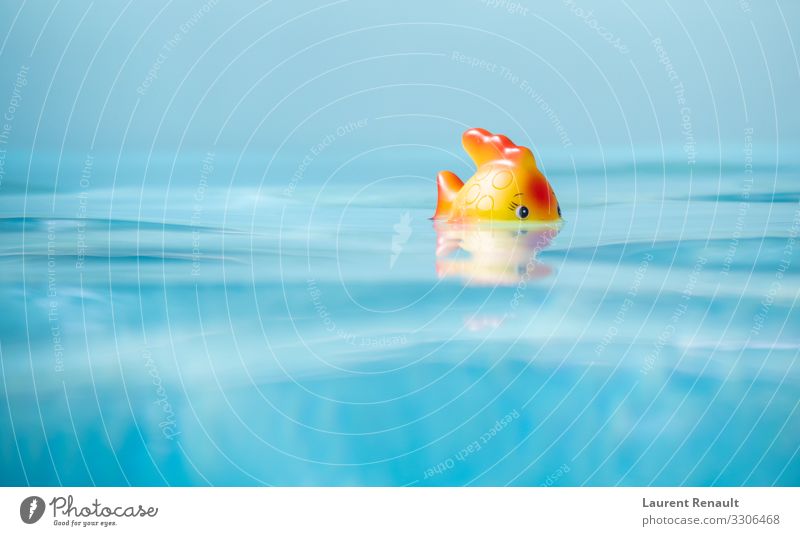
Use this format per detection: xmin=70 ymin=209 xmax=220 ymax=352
xmin=433 ymin=128 xmax=561 ymax=222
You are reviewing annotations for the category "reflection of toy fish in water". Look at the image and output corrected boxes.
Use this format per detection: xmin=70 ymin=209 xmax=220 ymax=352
xmin=433 ymin=128 xmax=561 ymax=222
xmin=435 ymin=222 xmax=560 ymax=286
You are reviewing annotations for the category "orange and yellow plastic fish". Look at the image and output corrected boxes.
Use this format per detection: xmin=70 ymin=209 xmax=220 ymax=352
xmin=433 ymin=128 xmax=561 ymax=223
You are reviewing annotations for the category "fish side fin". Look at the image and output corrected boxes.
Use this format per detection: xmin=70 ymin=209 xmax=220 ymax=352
xmin=432 ymin=170 xmax=464 ymax=219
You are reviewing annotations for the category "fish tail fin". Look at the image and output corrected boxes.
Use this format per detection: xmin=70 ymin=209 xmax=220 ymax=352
xmin=433 ymin=170 xmax=464 ymax=220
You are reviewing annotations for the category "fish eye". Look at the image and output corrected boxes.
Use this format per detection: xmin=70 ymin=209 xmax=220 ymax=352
xmin=516 ymin=205 xmax=529 ymax=219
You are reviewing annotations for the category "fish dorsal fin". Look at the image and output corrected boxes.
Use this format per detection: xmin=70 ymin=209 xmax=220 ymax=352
xmin=462 ymin=128 xmax=536 ymax=169
xmin=432 ymin=170 xmax=464 ymax=219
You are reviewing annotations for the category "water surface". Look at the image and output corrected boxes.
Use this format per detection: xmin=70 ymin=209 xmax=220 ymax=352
xmin=1 ymin=155 xmax=798 ymax=486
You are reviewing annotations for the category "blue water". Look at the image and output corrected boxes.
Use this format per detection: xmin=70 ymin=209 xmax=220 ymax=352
xmin=1 ymin=155 xmax=798 ymax=486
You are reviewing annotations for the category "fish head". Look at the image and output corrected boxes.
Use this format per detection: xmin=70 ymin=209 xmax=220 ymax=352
xmin=453 ymin=128 xmax=561 ymax=223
